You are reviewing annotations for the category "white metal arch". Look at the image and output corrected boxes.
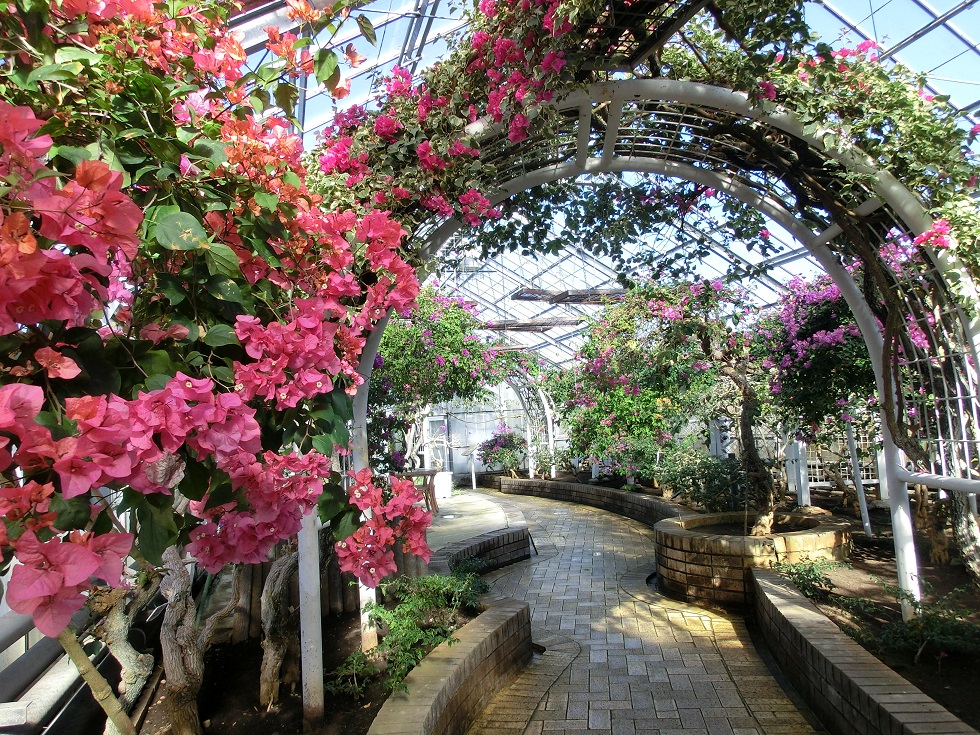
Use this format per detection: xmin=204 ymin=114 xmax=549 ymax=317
xmin=413 ymin=79 xmax=980 ymax=614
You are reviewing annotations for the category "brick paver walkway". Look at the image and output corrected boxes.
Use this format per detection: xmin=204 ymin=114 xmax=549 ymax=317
xmin=467 ymin=492 xmax=824 ymax=735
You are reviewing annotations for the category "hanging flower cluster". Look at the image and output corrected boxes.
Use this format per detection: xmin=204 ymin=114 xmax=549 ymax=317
xmin=335 ymin=469 xmax=431 ymax=587
xmin=755 ymin=274 xmax=877 ymax=434
xmin=0 ymin=0 xmax=425 ymax=638
xmin=309 ymin=0 xmax=587 ymax=240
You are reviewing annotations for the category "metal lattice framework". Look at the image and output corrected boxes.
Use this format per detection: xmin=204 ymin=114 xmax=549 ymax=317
xmin=422 ymin=79 xmax=980 ymax=485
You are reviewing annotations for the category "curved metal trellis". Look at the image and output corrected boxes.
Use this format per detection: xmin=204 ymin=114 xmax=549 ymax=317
xmin=417 ymin=78 xmax=980 ymax=614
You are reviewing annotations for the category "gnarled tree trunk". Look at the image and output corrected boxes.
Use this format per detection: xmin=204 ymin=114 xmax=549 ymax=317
xmin=259 ymin=527 xmax=337 ymax=709
xmin=720 ymin=364 xmax=776 ymax=535
xmin=90 ymin=582 xmax=159 ymax=735
xmin=259 ymin=549 xmax=299 ymax=709
xmin=160 ymin=547 xmax=242 ymax=735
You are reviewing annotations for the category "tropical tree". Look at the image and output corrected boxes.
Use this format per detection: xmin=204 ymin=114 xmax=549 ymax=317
xmin=561 ymin=281 xmax=780 ymax=531
xmin=368 ymin=287 xmax=517 ymax=471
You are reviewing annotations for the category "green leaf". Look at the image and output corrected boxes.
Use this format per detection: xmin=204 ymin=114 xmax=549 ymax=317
xmin=27 ymin=62 xmax=83 ymax=84
xmin=138 ymin=349 xmax=175 ymax=376
xmin=311 ymin=434 xmax=335 ymax=455
xmin=143 ymin=374 xmax=172 ymax=391
xmin=356 ymin=14 xmax=377 ymax=45
xmin=273 ymin=82 xmax=299 ymax=118
xmin=249 ymin=91 xmax=269 ymax=115
xmin=51 ymin=146 xmax=93 ymax=166
xmin=156 ymin=273 xmax=187 ymax=306
xmin=330 ymin=507 xmax=362 ymax=541
xmin=128 ymin=493 xmax=178 ymax=566
xmin=202 ymin=323 xmax=240 ymax=347
xmin=253 ymin=190 xmax=279 ymax=211
xmin=204 ymin=242 xmax=242 ymax=278
xmin=178 ymin=460 xmax=211 ymax=502
xmin=91 ymin=509 xmax=115 ymax=536
xmin=155 ymin=212 xmax=209 ymax=251
xmin=55 ymin=47 xmax=102 ymax=65
xmin=317 ymin=490 xmax=348 ymax=525
xmin=192 ymin=139 xmax=228 ymax=166
xmin=52 ymin=495 xmax=93 ymax=531
xmin=313 ymin=48 xmax=339 ymax=86
xmin=331 ymin=390 xmax=354 ymax=423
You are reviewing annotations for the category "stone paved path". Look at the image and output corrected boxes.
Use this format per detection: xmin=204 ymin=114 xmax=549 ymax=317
xmin=466 ymin=491 xmax=824 ymax=735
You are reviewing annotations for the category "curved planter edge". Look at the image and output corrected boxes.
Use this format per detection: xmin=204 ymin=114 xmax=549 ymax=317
xmin=751 ymin=568 xmax=977 ymax=735
xmin=367 ymin=596 xmax=532 ymax=735
xmin=498 ymin=476 xmax=697 ymax=527
xmin=655 ymin=511 xmax=852 ymax=607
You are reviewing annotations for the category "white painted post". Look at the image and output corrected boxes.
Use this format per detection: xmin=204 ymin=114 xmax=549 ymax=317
xmin=784 ymin=439 xmax=798 ymax=497
xmin=526 ymin=420 xmax=535 ymax=479
xmin=470 ymin=453 xmax=477 ymax=491
xmin=350 ymin=312 xmax=391 ymax=652
xmin=876 ymin=448 xmax=889 ymax=501
xmin=845 ymin=423 xmax=874 ymax=538
xmin=881 ymin=431 xmax=920 ymax=620
xmin=792 ymin=440 xmax=810 ymax=507
xmin=297 ymin=510 xmax=323 ymax=726
xmin=422 ymin=417 xmax=432 ymax=470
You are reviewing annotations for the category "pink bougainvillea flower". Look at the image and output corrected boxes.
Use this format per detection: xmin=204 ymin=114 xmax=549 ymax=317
xmin=31 ymin=159 xmax=143 ymax=263
xmin=0 ymin=383 xmax=44 ymax=437
xmin=0 ymin=101 xmax=52 ymax=179
xmin=6 ymin=531 xmax=103 ymax=635
xmin=72 ymin=530 xmax=135 ymax=585
xmin=344 ymin=43 xmax=366 ymax=68
xmin=34 ymin=346 xmax=81 ymax=380
xmin=139 ymin=322 xmax=191 ymax=344
xmin=332 ymin=77 xmax=352 ymax=100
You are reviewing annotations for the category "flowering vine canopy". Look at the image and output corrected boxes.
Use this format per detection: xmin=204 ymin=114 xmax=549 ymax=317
xmin=1 ymin=0 xmax=979 ymax=640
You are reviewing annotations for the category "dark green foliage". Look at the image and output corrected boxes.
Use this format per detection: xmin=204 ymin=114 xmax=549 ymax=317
xmin=655 ymin=449 xmax=749 ymax=512
xmin=772 ymin=556 xmax=842 ymax=600
xmin=327 ymin=570 xmax=488 ymax=697
xmin=861 ymin=584 xmax=980 ymax=661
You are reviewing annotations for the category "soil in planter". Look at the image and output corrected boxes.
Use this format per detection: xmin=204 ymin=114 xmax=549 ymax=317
xmin=804 ymin=524 xmax=980 ymax=731
xmin=695 ymin=521 xmax=811 ymax=535
xmin=140 ymin=612 xmax=388 ymax=735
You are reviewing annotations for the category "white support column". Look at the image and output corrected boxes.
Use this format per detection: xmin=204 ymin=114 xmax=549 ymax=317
xmin=793 ymin=441 xmax=810 ymax=507
xmin=525 ymin=414 xmax=535 ymax=479
xmin=351 ymin=312 xmax=392 ymax=651
xmin=784 ymin=437 xmax=798 ymax=497
xmin=537 ymin=387 xmax=558 ymax=479
xmin=846 ymin=423 xmax=874 ymax=539
xmin=876 ymin=448 xmax=889 ymax=501
xmin=881 ymin=432 xmax=921 ymax=619
xmin=297 ymin=511 xmax=323 ymax=726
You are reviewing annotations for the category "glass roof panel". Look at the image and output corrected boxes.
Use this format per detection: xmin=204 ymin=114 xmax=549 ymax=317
xmin=232 ymin=0 xmax=980 ymax=368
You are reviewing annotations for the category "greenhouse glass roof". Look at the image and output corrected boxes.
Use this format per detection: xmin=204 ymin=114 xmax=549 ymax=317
xmin=232 ymin=0 xmax=980 ymax=367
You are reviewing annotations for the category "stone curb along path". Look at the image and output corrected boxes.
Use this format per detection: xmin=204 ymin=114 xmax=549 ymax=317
xmin=465 ymin=491 xmax=825 ymax=735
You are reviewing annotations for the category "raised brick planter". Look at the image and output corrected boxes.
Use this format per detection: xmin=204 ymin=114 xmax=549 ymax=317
xmin=498 ymin=477 xmax=697 ymax=527
xmin=367 ymin=597 xmax=533 ymax=735
xmin=427 ymin=527 xmax=532 ymax=575
xmin=655 ymin=511 xmax=851 ymax=607
xmin=751 ymin=568 xmax=977 ymax=735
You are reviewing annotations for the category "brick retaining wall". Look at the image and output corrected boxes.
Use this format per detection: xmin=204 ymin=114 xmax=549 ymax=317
xmin=427 ymin=527 xmax=532 ymax=576
xmin=751 ymin=568 xmax=977 ymax=735
xmin=656 ymin=512 xmax=851 ymax=607
xmin=367 ymin=597 xmax=533 ymax=735
xmin=498 ymin=477 xmax=697 ymax=527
